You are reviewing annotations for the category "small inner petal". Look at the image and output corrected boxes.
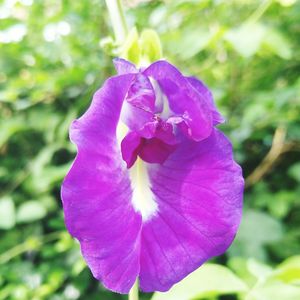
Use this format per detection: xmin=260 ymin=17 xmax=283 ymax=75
xmin=129 ymin=158 xmax=158 ymax=221
xmin=150 ymin=78 xmax=172 ymax=119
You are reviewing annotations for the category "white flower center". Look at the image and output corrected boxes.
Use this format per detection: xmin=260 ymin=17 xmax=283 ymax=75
xmin=116 ymin=122 xmax=158 ymax=222
xmin=129 ymin=158 xmax=158 ymax=221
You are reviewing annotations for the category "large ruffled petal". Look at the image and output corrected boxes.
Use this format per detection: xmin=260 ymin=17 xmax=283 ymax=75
xmin=139 ymin=129 xmax=244 ymax=292
xmin=61 ymin=74 xmax=142 ymax=293
xmin=187 ymin=76 xmax=225 ymax=125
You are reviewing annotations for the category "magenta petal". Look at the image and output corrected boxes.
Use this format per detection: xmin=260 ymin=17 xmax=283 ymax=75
xmin=126 ymin=73 xmax=155 ymax=112
xmin=121 ymin=101 xmax=154 ymax=133
xmin=121 ymin=131 xmax=141 ymax=168
xmin=140 ymin=119 xmax=178 ymax=144
xmin=121 ymin=73 xmax=156 ymax=133
xmin=61 ymin=74 xmax=142 ymax=293
xmin=138 ymin=129 xmax=244 ymax=292
xmin=187 ymin=76 xmax=225 ymax=125
xmin=113 ymin=58 xmax=138 ymax=75
xmin=143 ymin=60 xmax=213 ymax=141
xmin=139 ymin=138 xmax=177 ymax=164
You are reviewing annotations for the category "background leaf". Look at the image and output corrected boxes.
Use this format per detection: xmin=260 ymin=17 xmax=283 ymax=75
xmin=16 ymin=201 xmax=47 ymax=223
xmin=0 ymin=197 xmax=15 ymax=229
xmin=229 ymin=210 xmax=285 ymax=260
xmin=225 ymin=23 xmax=266 ymax=57
xmin=151 ymin=264 xmax=248 ymax=300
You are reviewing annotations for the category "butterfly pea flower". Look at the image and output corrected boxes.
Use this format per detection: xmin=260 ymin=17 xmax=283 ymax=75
xmin=61 ymin=58 xmax=244 ymax=294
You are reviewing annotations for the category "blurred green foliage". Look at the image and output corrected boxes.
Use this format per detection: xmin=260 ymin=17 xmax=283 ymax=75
xmin=0 ymin=0 xmax=300 ymax=299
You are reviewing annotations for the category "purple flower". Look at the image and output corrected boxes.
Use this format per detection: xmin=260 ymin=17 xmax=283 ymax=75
xmin=61 ymin=59 xmax=244 ymax=294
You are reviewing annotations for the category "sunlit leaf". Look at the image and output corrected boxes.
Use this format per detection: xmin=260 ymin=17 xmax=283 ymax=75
xmin=151 ymin=264 xmax=248 ymax=300
xmin=273 ymin=256 xmax=300 ymax=285
xmin=0 ymin=197 xmax=15 ymax=229
xmin=16 ymin=201 xmax=47 ymax=223
xmin=251 ymin=281 xmax=300 ymax=300
xmin=263 ymin=28 xmax=292 ymax=59
xmin=225 ymin=23 xmax=266 ymax=57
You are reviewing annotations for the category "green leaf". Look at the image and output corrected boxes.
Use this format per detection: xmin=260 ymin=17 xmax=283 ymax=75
xmin=288 ymin=163 xmax=300 ymax=182
xmin=268 ymin=191 xmax=295 ymax=219
xmin=225 ymin=23 xmax=266 ymax=57
xmin=247 ymin=259 xmax=273 ymax=280
xmin=0 ymin=197 xmax=16 ymax=230
xmin=251 ymin=281 xmax=300 ymax=300
xmin=228 ymin=257 xmax=258 ymax=287
xmin=16 ymin=201 xmax=47 ymax=223
xmin=140 ymin=29 xmax=163 ymax=63
xmin=0 ymin=117 xmax=25 ymax=148
xmin=276 ymin=0 xmax=297 ymax=7
xmin=229 ymin=257 xmax=300 ymax=299
xmin=229 ymin=210 xmax=284 ymax=260
xmin=151 ymin=264 xmax=248 ymax=300
xmin=272 ymin=256 xmax=300 ymax=284
xmin=174 ymin=27 xmax=214 ymax=59
xmin=263 ymin=29 xmax=292 ymax=59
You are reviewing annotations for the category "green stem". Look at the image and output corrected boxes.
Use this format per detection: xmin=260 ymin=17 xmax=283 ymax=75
xmin=247 ymin=0 xmax=272 ymax=24
xmin=129 ymin=278 xmax=139 ymax=300
xmin=0 ymin=231 xmax=62 ymax=264
xmin=105 ymin=0 xmax=128 ymax=44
